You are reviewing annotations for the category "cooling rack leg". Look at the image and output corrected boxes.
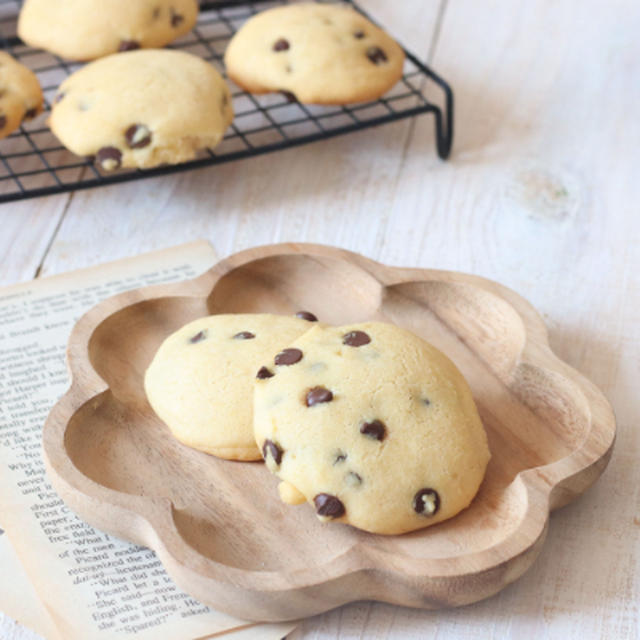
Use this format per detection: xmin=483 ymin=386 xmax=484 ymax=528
xmin=434 ymin=83 xmax=454 ymax=160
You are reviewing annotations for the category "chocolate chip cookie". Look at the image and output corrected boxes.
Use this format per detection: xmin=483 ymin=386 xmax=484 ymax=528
xmin=18 ymin=0 xmax=198 ymax=61
xmin=253 ymin=322 xmax=491 ymax=534
xmin=224 ymin=3 xmax=405 ymax=104
xmin=49 ymin=49 xmax=233 ymax=170
xmin=0 ymin=51 xmax=43 ymax=140
xmin=144 ymin=314 xmax=316 ymax=461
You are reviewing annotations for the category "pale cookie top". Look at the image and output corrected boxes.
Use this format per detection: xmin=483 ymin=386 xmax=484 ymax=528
xmin=49 ymin=49 xmax=234 ymax=170
xmin=224 ymin=3 xmax=405 ymax=104
xmin=144 ymin=313 xmax=318 ymax=461
xmin=18 ymin=0 xmax=199 ymax=61
xmin=0 ymin=51 xmax=43 ymax=140
xmin=254 ymin=322 xmax=491 ymax=535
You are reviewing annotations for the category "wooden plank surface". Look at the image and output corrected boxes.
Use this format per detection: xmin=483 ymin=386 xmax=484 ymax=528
xmin=2 ymin=0 xmax=639 ymax=637
xmin=0 ymin=195 xmax=69 ymax=286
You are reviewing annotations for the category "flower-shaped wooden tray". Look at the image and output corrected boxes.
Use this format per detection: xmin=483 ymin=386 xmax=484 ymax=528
xmin=43 ymin=243 xmax=615 ymax=622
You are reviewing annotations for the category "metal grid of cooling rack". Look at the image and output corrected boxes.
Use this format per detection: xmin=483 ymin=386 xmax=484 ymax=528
xmin=0 ymin=0 xmax=453 ymax=204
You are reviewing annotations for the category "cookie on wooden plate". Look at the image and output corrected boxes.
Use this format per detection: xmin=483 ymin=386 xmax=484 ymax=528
xmin=224 ymin=3 xmax=405 ymax=104
xmin=253 ymin=322 xmax=491 ymax=535
xmin=18 ymin=0 xmax=199 ymax=61
xmin=145 ymin=313 xmax=317 ymax=461
xmin=49 ymin=49 xmax=233 ymax=170
xmin=0 ymin=51 xmax=43 ymax=140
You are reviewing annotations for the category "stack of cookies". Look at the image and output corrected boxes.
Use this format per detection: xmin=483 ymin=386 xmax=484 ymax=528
xmin=3 ymin=2 xmax=407 ymax=168
xmin=144 ymin=312 xmax=491 ymax=536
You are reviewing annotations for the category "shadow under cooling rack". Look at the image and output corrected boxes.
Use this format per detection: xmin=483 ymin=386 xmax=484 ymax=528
xmin=0 ymin=0 xmax=453 ymax=203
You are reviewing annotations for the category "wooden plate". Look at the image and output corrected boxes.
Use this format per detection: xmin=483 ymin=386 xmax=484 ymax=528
xmin=43 ymin=243 xmax=615 ymax=622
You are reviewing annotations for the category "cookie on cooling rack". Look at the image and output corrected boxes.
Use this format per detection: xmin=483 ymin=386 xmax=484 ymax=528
xmin=18 ymin=0 xmax=198 ymax=61
xmin=145 ymin=313 xmax=317 ymax=461
xmin=49 ymin=49 xmax=233 ymax=171
xmin=224 ymin=3 xmax=405 ymax=104
xmin=253 ymin=321 xmax=491 ymax=535
xmin=0 ymin=51 xmax=43 ymax=141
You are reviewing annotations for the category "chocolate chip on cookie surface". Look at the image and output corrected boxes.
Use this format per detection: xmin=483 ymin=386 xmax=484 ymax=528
xmin=275 ymin=348 xmax=303 ymax=366
xmin=305 ymin=386 xmax=333 ymax=407
xmin=125 ymin=124 xmax=152 ymax=149
xmin=314 ymin=493 xmax=345 ymax=520
xmin=295 ymin=310 xmax=318 ymax=322
xmin=343 ymin=330 xmax=371 ymax=347
xmin=360 ymin=419 xmax=386 ymax=441
xmin=256 ymin=366 xmax=275 ymax=380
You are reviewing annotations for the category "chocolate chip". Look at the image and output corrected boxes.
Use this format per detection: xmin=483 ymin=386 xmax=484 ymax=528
xmin=314 ymin=493 xmax=345 ymax=518
xmin=275 ymin=348 xmax=303 ymax=366
xmin=332 ymin=449 xmax=347 ymax=465
xmin=125 ymin=123 xmax=152 ymax=149
xmin=262 ymin=439 xmax=283 ymax=466
xmin=366 ymin=46 xmax=388 ymax=65
xmin=24 ymin=107 xmax=38 ymax=119
xmin=119 ymin=40 xmax=141 ymax=52
xmin=273 ymin=38 xmax=290 ymax=52
xmin=306 ymin=386 xmax=333 ymax=407
xmin=342 ymin=331 xmax=371 ymax=347
xmin=96 ymin=146 xmax=122 ymax=171
xmin=256 ymin=366 xmax=274 ymax=379
xmin=0 ymin=115 xmax=6 ymax=129
xmin=360 ymin=419 xmax=386 ymax=441
xmin=295 ymin=311 xmax=317 ymax=322
xmin=280 ymin=90 xmax=298 ymax=103
xmin=345 ymin=471 xmax=362 ymax=487
xmin=233 ymin=331 xmax=255 ymax=340
xmin=413 ymin=488 xmax=440 ymax=516
xmin=189 ymin=330 xmax=206 ymax=344
xmin=152 ymin=7 xmax=161 ymax=19
xmin=423 ymin=398 xmax=431 ymax=406
xmin=170 ymin=9 xmax=184 ymax=27
xmin=354 ymin=30 xmax=365 ymax=39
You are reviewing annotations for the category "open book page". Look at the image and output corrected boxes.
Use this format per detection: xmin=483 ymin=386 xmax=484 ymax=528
xmin=0 ymin=242 xmax=297 ymax=640
xmin=0 ymin=523 xmax=296 ymax=640
xmin=0 ymin=524 xmax=57 ymax=638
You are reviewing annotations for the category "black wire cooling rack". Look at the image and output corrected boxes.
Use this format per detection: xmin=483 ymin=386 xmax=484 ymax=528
xmin=0 ymin=0 xmax=453 ymax=204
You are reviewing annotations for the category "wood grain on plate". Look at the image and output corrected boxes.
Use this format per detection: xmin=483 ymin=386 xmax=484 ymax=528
xmin=42 ymin=244 xmax=615 ymax=622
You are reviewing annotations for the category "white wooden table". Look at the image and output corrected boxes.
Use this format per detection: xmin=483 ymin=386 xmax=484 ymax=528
xmin=2 ymin=0 xmax=639 ymax=638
